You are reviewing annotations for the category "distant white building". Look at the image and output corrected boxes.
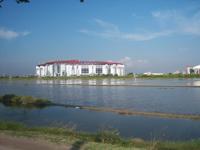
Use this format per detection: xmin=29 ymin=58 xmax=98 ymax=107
xmin=36 ymin=60 xmax=125 ymax=77
xmin=143 ymin=72 xmax=164 ymax=76
xmin=173 ymin=70 xmax=181 ymax=74
xmin=186 ymin=65 xmax=200 ymax=74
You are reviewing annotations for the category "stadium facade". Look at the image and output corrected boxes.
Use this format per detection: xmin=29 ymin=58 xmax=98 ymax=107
xmin=36 ymin=60 xmax=125 ymax=77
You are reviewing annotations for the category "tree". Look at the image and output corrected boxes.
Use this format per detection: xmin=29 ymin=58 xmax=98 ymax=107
xmin=16 ymin=0 xmax=30 ymax=4
xmin=0 ymin=0 xmax=30 ymax=7
xmin=0 ymin=0 xmax=84 ymax=7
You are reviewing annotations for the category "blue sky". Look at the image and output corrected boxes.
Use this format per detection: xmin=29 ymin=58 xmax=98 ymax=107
xmin=0 ymin=0 xmax=200 ymax=75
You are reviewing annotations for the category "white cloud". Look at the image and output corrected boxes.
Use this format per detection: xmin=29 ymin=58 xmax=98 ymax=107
xmin=152 ymin=10 xmax=176 ymax=19
xmin=80 ymin=18 xmax=172 ymax=41
xmin=136 ymin=59 xmax=148 ymax=64
xmin=121 ymin=30 xmax=172 ymax=41
xmin=152 ymin=9 xmax=200 ymax=35
xmin=119 ymin=57 xmax=148 ymax=71
xmin=119 ymin=57 xmax=134 ymax=68
xmin=94 ymin=18 xmax=119 ymax=32
xmin=0 ymin=28 xmax=30 ymax=40
xmin=79 ymin=29 xmax=90 ymax=34
xmin=21 ymin=31 xmax=30 ymax=36
xmin=0 ymin=28 xmax=18 ymax=39
xmin=81 ymin=8 xmax=200 ymax=41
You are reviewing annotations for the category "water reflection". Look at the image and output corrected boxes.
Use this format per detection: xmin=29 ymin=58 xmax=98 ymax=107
xmin=34 ymin=78 xmax=200 ymax=87
xmin=190 ymin=80 xmax=200 ymax=86
xmin=36 ymin=79 xmax=84 ymax=85
xmin=1 ymin=79 xmax=200 ymax=114
xmin=88 ymin=80 xmax=96 ymax=85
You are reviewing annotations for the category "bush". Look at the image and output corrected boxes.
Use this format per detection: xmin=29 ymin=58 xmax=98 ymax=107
xmin=0 ymin=94 xmax=51 ymax=108
xmin=95 ymin=129 xmax=121 ymax=144
xmin=1 ymin=94 xmax=16 ymax=104
xmin=0 ymin=121 xmax=26 ymax=131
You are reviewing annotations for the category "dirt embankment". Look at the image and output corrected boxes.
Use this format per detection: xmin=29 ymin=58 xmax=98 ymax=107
xmin=0 ymin=134 xmax=70 ymax=150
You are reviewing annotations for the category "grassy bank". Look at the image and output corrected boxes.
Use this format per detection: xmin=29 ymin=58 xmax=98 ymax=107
xmin=1 ymin=74 xmax=200 ymax=80
xmin=0 ymin=75 xmax=134 ymax=80
xmin=83 ymin=106 xmax=200 ymax=120
xmin=0 ymin=94 xmax=51 ymax=108
xmin=0 ymin=121 xmax=200 ymax=150
xmin=137 ymin=74 xmax=200 ymax=79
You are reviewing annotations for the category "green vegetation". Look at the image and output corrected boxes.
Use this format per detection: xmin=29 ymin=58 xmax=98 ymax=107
xmin=0 ymin=94 xmax=51 ymax=108
xmin=0 ymin=121 xmax=200 ymax=150
xmin=84 ymin=106 xmax=200 ymax=120
xmin=41 ymin=74 xmax=134 ymax=80
xmin=1 ymin=73 xmax=200 ymax=80
xmin=137 ymin=73 xmax=200 ymax=79
xmin=0 ymin=75 xmax=37 ymax=80
xmin=0 ymin=74 xmax=134 ymax=80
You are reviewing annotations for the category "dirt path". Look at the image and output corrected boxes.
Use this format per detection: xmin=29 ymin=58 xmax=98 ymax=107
xmin=0 ymin=134 xmax=71 ymax=150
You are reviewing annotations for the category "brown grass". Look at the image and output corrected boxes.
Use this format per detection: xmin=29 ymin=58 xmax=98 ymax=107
xmin=82 ymin=106 xmax=200 ymax=120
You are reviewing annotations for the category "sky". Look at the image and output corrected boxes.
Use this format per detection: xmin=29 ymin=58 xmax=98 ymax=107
xmin=0 ymin=0 xmax=200 ymax=75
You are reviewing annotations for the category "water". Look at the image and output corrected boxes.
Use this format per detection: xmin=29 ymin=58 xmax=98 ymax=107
xmin=0 ymin=79 xmax=200 ymax=140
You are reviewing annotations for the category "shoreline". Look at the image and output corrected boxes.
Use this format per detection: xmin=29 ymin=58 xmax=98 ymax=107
xmin=37 ymin=83 xmax=200 ymax=88
xmin=1 ymin=94 xmax=200 ymax=120
xmin=0 ymin=121 xmax=200 ymax=150
xmin=1 ymin=73 xmax=200 ymax=80
xmin=55 ymin=104 xmax=200 ymax=120
xmin=81 ymin=106 xmax=200 ymax=120
xmin=1 ymin=94 xmax=200 ymax=149
xmin=52 ymin=102 xmax=200 ymax=120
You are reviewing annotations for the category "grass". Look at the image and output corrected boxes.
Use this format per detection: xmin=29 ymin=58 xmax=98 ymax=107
xmin=0 ymin=121 xmax=133 ymax=147
xmin=0 ymin=121 xmax=200 ymax=150
xmin=1 ymin=74 xmax=200 ymax=80
xmin=0 ymin=94 xmax=52 ymax=108
xmin=0 ymin=74 xmax=134 ymax=80
xmin=83 ymin=106 xmax=200 ymax=120
xmin=137 ymin=73 xmax=200 ymax=79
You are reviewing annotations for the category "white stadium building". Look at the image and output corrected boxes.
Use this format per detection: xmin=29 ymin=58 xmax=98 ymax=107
xmin=186 ymin=65 xmax=200 ymax=74
xmin=36 ymin=60 xmax=125 ymax=77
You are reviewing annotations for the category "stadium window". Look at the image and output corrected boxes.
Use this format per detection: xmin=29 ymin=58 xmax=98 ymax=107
xmin=81 ymin=68 xmax=89 ymax=74
xmin=96 ymin=68 xmax=102 ymax=74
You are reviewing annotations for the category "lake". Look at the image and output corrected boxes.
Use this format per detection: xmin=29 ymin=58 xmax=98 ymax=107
xmin=0 ymin=78 xmax=200 ymax=140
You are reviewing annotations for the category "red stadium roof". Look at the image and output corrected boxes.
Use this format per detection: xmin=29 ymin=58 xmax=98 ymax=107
xmin=38 ymin=60 xmax=123 ymax=66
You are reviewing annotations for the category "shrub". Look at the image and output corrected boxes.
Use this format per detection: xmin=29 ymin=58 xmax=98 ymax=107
xmin=0 ymin=94 xmax=51 ymax=108
xmin=0 ymin=121 xmax=26 ymax=131
xmin=95 ymin=129 xmax=121 ymax=144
